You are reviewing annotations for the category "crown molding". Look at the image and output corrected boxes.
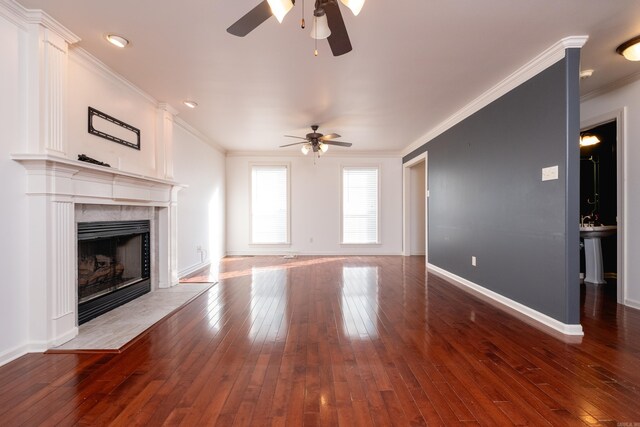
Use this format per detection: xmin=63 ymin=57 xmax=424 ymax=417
xmin=1 ymin=0 xmax=80 ymax=43
xmin=226 ymin=150 xmax=402 ymax=158
xmin=401 ymin=35 xmax=589 ymax=157
xmin=174 ymin=118 xmax=227 ymax=155
xmin=580 ymin=70 xmax=640 ymax=103
xmin=70 ymin=47 xmax=225 ymax=155
xmin=158 ymin=103 xmax=179 ymax=117
xmin=69 ymin=47 xmax=158 ymax=106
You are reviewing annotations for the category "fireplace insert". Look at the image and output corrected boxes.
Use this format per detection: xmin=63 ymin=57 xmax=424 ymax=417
xmin=77 ymin=220 xmax=150 ymax=324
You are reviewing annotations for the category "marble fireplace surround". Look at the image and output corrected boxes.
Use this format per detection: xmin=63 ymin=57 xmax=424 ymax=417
xmin=13 ymin=153 xmax=182 ymax=350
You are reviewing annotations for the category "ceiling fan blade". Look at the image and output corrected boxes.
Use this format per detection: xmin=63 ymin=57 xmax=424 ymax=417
xmin=319 ymin=133 xmax=341 ymax=141
xmin=325 ymin=2 xmax=353 ymax=56
xmin=323 ymin=141 xmax=352 ymax=147
xmin=227 ymin=1 xmax=272 ymax=37
xmin=280 ymin=142 xmax=308 ymax=147
xmin=284 ymin=135 xmax=308 ymax=140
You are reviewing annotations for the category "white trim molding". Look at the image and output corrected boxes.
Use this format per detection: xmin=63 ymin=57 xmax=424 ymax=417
xmin=581 ymin=70 xmax=640 ymax=103
xmin=179 ymin=261 xmax=212 ymax=280
xmin=175 ymin=118 xmax=227 ymax=155
xmin=70 ymin=48 xmax=158 ymax=106
xmin=402 ymin=36 xmax=589 ymax=157
xmin=580 ymin=108 xmax=626 ymax=306
xmin=428 ymin=263 xmax=584 ymax=336
xmin=1 ymin=0 xmax=81 ymax=43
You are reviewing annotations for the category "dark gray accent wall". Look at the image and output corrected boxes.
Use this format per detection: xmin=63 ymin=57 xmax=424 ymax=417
xmin=404 ymin=51 xmax=581 ymax=324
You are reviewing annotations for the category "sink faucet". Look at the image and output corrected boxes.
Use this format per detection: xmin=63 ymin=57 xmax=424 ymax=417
xmin=581 ymin=215 xmax=592 ymax=227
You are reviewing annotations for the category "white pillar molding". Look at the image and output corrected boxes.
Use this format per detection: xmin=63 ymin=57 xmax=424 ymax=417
xmin=157 ymin=186 xmax=181 ymax=289
xmin=20 ymin=10 xmax=80 ymax=156
xmin=22 ymin=163 xmax=79 ymax=348
xmin=41 ymin=28 xmax=68 ymax=155
xmin=156 ymin=103 xmax=179 ymax=180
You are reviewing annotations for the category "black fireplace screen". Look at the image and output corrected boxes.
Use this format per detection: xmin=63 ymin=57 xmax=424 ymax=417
xmin=77 ymin=220 xmax=150 ymax=324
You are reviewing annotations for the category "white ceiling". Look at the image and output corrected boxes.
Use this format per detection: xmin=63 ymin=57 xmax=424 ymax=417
xmin=15 ymin=0 xmax=640 ymax=153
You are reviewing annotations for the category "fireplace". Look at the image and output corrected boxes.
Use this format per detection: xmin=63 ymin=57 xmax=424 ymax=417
xmin=77 ymin=220 xmax=151 ymax=324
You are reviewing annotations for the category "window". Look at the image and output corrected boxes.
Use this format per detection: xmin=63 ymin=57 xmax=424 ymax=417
xmin=342 ymin=166 xmax=379 ymax=244
xmin=251 ymin=164 xmax=289 ymax=244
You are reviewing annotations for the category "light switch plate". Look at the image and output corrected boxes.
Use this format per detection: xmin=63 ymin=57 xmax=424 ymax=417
xmin=542 ymin=165 xmax=559 ymax=181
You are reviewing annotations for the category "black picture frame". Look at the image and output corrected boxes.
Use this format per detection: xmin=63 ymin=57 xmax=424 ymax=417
xmin=88 ymin=107 xmax=141 ymax=150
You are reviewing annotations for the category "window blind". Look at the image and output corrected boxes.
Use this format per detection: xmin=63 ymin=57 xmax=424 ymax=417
xmin=251 ymin=165 xmax=288 ymax=244
xmin=342 ymin=167 xmax=379 ymax=244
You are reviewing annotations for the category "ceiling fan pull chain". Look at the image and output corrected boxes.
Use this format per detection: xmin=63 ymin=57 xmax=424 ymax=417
xmin=301 ymin=0 xmax=306 ymax=28
xmin=314 ymin=16 xmax=318 ymax=56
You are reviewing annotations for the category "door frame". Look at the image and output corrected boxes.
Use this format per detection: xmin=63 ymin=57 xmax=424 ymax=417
xmin=581 ymin=108 xmax=626 ymax=304
xmin=402 ymin=152 xmax=428 ymax=263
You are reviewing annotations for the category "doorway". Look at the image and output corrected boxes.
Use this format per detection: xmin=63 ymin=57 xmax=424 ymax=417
xmin=580 ymin=110 xmax=625 ymax=305
xmin=403 ymin=153 xmax=428 ymax=261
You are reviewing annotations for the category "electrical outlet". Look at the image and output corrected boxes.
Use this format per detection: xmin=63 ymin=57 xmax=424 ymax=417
xmin=542 ymin=165 xmax=559 ymax=181
xmin=472 ymin=256 xmax=477 ymax=267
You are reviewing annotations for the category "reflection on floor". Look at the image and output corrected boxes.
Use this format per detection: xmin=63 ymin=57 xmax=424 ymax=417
xmin=1 ymin=256 xmax=639 ymax=425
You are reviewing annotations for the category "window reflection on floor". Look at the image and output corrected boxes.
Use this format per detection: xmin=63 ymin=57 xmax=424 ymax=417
xmin=250 ymin=267 xmax=288 ymax=341
xmin=206 ymin=283 xmax=223 ymax=332
xmin=341 ymin=266 xmax=379 ymax=340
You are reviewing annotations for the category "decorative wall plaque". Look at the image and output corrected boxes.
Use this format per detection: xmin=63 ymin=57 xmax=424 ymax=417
xmin=88 ymin=107 xmax=141 ymax=150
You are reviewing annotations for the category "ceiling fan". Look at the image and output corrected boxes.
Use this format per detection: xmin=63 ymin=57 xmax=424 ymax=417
xmin=227 ymin=0 xmax=365 ymax=56
xmin=280 ymin=125 xmax=352 ymax=155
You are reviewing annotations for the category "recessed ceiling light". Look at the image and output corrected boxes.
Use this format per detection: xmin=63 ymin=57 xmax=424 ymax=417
xmin=183 ymin=100 xmax=198 ymax=109
xmin=580 ymin=69 xmax=594 ymax=80
xmin=616 ymin=35 xmax=640 ymax=61
xmin=106 ymin=34 xmax=129 ymax=48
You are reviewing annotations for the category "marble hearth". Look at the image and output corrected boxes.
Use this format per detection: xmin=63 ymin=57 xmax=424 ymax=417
xmin=13 ymin=154 xmax=182 ymax=349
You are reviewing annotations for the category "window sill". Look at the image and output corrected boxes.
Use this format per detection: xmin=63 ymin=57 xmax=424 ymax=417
xmin=340 ymin=242 xmax=382 ymax=247
xmin=249 ymin=242 xmax=292 ymax=246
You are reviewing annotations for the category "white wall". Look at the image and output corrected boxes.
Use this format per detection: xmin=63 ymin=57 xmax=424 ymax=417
xmin=581 ymin=79 xmax=640 ymax=309
xmin=226 ymin=154 xmax=403 ymax=255
xmin=68 ymin=51 xmax=158 ymax=177
xmin=410 ymin=161 xmax=426 ymax=255
xmin=173 ymin=124 xmax=226 ymax=278
xmin=0 ymin=13 xmax=30 ymax=364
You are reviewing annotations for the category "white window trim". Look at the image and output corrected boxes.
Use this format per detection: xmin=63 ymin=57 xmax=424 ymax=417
xmin=340 ymin=164 xmax=382 ymax=246
xmin=249 ymin=162 xmax=291 ymax=246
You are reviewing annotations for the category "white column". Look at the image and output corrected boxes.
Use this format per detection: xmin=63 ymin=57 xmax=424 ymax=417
xmin=25 ymin=17 xmax=79 ymax=155
xmin=23 ymin=161 xmax=79 ymax=348
xmin=156 ymin=103 xmax=179 ymax=180
xmin=157 ymin=186 xmax=182 ymax=288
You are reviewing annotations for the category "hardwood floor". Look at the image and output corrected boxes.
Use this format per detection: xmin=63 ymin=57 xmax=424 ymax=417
xmin=1 ymin=256 xmax=639 ymax=426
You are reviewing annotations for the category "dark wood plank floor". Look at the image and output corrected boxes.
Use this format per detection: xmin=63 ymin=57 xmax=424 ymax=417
xmin=1 ymin=256 xmax=639 ymax=426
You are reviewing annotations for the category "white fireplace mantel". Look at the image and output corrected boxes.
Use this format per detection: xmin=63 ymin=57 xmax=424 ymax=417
xmin=12 ymin=153 xmax=183 ymax=204
xmin=12 ymin=153 xmax=184 ymax=349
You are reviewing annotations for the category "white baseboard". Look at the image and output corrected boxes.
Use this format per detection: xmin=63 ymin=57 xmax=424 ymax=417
xmin=179 ymin=260 xmax=212 ymax=279
xmin=427 ymin=263 xmax=584 ymax=336
xmin=0 ymin=341 xmax=47 ymax=368
xmin=624 ymin=298 xmax=640 ymax=311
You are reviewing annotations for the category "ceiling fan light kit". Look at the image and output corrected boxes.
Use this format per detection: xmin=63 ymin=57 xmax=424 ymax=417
xmin=227 ymin=0 xmax=363 ymax=56
xmin=281 ymin=125 xmax=352 ymax=159
xmin=340 ymin=0 xmax=365 ymax=16
xmin=266 ymin=0 xmax=294 ymax=23
xmin=310 ymin=12 xmax=331 ymax=40
xmin=616 ymin=35 xmax=640 ymax=61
